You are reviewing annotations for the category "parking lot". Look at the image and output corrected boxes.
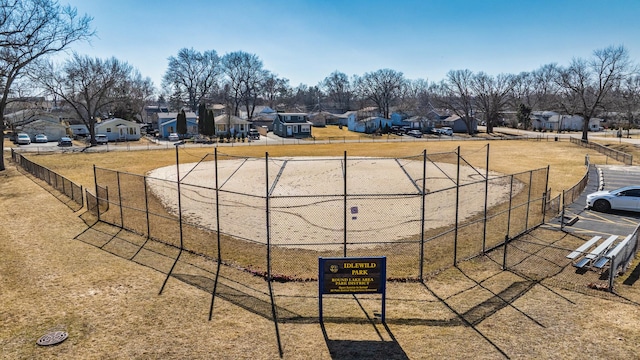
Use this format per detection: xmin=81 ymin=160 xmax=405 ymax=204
xmin=559 ymin=165 xmax=640 ymax=237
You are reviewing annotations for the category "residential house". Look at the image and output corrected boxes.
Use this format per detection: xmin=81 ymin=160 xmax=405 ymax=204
xmin=391 ymin=113 xmax=436 ymax=132
xmin=239 ymin=105 xmax=277 ymax=120
xmin=308 ymin=111 xmax=340 ymax=127
xmin=157 ymin=112 xmax=197 ymax=138
xmin=214 ymin=114 xmax=251 ymax=137
xmin=272 ymin=113 xmax=312 ymax=138
xmin=143 ymin=105 xmax=169 ymax=126
xmin=348 ymin=116 xmax=392 ymax=133
xmin=95 ymin=118 xmax=142 ymax=141
xmin=440 ymin=115 xmax=478 ymax=133
xmin=531 ymin=111 xmax=604 ymax=131
xmin=19 ymin=118 xmax=69 ymax=142
xmin=336 ymin=111 xmax=357 ymax=126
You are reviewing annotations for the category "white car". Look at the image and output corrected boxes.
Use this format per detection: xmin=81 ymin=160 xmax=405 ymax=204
xmin=586 ymin=186 xmax=640 ymax=212
xmin=168 ymin=133 xmax=180 ymax=141
xmin=34 ymin=134 xmax=48 ymax=143
xmin=16 ymin=133 xmax=31 ymax=145
xmin=438 ymin=127 xmax=453 ymax=136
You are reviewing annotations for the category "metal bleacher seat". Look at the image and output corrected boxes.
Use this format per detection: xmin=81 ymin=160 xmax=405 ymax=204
xmin=593 ymin=235 xmax=633 ymax=270
xmin=573 ymin=235 xmax=618 ymax=269
xmin=566 ymin=236 xmax=601 ymax=260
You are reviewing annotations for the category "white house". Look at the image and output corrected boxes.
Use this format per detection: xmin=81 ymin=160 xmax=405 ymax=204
xmin=95 ymin=118 xmax=142 ymax=141
xmin=214 ymin=114 xmax=251 ymax=137
xmin=19 ymin=119 xmax=69 ymax=141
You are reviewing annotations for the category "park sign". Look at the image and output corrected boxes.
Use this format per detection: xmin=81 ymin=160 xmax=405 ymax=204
xmin=318 ymin=256 xmax=387 ymax=322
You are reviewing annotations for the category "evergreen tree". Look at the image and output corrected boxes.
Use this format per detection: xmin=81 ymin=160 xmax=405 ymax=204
xmin=203 ymin=109 xmax=215 ymax=136
xmin=177 ymin=109 xmax=187 ymax=135
xmin=197 ymin=103 xmax=206 ymax=134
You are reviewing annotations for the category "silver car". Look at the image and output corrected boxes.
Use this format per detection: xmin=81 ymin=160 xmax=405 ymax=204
xmin=586 ymin=186 xmax=640 ymax=212
xmin=16 ymin=133 xmax=31 ymax=145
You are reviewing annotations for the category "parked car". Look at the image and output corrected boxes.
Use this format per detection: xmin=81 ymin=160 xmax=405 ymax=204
xmin=437 ymin=127 xmax=453 ymax=136
xmin=406 ymin=130 xmax=422 ymax=138
xmin=94 ymin=134 xmax=108 ymax=145
xmin=168 ymin=133 xmax=180 ymax=141
xmin=248 ymin=129 xmax=260 ymax=140
xmin=586 ymin=185 xmax=640 ymax=212
xmin=16 ymin=133 xmax=31 ymax=145
xmin=58 ymin=137 xmax=73 ymax=147
xmin=34 ymin=134 xmax=48 ymax=143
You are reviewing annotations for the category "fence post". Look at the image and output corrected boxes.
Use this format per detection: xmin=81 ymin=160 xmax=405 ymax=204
xmin=116 ymin=171 xmax=124 ymax=228
xmin=94 ymin=165 xmax=101 ymax=221
xmin=453 ymin=146 xmax=460 ymax=266
xmin=343 ymin=150 xmax=347 ymax=257
xmin=608 ymin=254 xmax=616 ymax=292
xmin=482 ymin=144 xmax=489 ymax=253
xmin=502 ymin=235 xmax=509 ymax=270
xmin=525 ymin=170 xmax=533 ymax=230
xmin=143 ymin=175 xmax=150 ymax=238
xmin=419 ymin=149 xmax=426 ymax=281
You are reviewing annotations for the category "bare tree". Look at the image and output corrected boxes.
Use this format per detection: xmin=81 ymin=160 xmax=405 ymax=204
xmin=616 ymin=74 xmax=640 ymax=135
xmin=221 ymin=51 xmax=266 ymax=118
xmin=433 ymin=69 xmax=476 ymax=135
xmin=320 ymin=71 xmax=351 ymax=113
xmin=162 ymin=48 xmax=220 ymax=112
xmin=556 ymin=45 xmax=635 ymax=140
xmin=398 ymin=78 xmax=433 ymax=115
xmin=35 ymin=54 xmax=136 ymax=146
xmin=473 ymin=72 xmax=516 ymax=132
xmin=354 ymin=69 xmax=405 ymax=119
xmin=261 ymin=72 xmax=289 ymax=109
xmin=0 ymin=0 xmax=93 ymax=171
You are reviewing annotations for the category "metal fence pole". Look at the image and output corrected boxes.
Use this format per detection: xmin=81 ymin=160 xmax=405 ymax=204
xmin=209 ymin=148 xmax=223 ymax=321
xmin=503 ymin=175 xmax=515 ymax=270
xmin=116 ymin=171 xmax=124 ymax=228
xmin=419 ymin=149 xmax=426 ymax=281
xmin=94 ymin=165 xmax=101 ymax=221
xmin=482 ymin=144 xmax=489 ymax=253
xmin=143 ymin=175 xmax=150 ymax=238
xmin=343 ymin=150 xmax=347 ymax=257
xmin=453 ymin=146 xmax=460 ymax=266
xmin=525 ymin=170 xmax=533 ymax=230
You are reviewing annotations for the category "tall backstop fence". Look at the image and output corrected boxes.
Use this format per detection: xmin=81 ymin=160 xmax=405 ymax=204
xmin=11 ymin=148 xmax=83 ymax=208
xmin=570 ymin=136 xmax=634 ymax=165
xmin=86 ymin=145 xmax=554 ymax=281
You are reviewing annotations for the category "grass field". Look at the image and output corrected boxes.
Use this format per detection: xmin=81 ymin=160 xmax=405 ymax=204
xmin=2 ymin=137 xmax=640 ymax=359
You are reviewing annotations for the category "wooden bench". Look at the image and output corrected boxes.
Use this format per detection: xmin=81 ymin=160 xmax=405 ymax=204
xmin=567 ymin=236 xmax=602 ymax=260
xmin=574 ymin=235 xmax=618 ymax=269
xmin=593 ymin=235 xmax=633 ymax=269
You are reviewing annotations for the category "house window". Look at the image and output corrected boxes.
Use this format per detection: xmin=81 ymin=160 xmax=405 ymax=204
xmin=293 ymin=126 xmax=298 ymax=133
xmin=129 ymin=128 xmax=136 ymax=135
xmin=106 ymin=128 xmax=111 ymax=133
xmin=301 ymin=125 xmax=310 ymax=132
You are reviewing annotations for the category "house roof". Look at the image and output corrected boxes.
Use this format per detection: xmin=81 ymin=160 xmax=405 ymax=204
xmin=96 ymin=118 xmax=141 ymax=127
xmin=214 ymin=114 xmax=251 ymax=125
xmin=157 ymin=112 xmax=197 ymax=120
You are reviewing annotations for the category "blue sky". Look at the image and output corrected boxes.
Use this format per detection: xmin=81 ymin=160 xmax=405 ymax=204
xmin=62 ymin=0 xmax=640 ymax=92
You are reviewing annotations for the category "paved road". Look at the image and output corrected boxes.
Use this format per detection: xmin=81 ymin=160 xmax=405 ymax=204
xmin=553 ymin=164 xmax=640 ymax=238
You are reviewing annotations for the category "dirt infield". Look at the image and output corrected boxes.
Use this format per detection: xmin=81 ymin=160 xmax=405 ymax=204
xmin=147 ymin=157 xmax=520 ymax=249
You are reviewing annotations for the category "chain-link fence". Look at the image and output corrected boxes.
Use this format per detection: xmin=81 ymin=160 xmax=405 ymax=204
xmin=11 ymin=149 xmax=83 ymax=208
xmin=570 ymin=137 xmax=633 ymax=165
xmin=87 ymin=146 xmax=554 ymax=281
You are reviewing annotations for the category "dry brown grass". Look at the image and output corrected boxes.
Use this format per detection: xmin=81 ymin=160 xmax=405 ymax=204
xmin=3 ymin=139 xmax=640 ymax=359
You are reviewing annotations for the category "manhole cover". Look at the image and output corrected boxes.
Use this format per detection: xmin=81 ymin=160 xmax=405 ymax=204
xmin=36 ymin=331 xmax=68 ymax=346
